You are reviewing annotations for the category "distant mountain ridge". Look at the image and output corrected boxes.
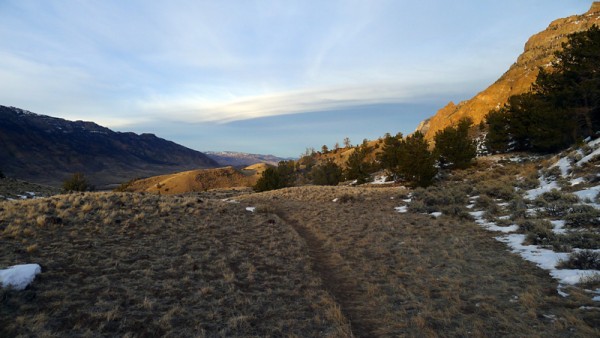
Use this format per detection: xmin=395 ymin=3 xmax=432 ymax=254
xmin=205 ymin=151 xmax=293 ymax=167
xmin=0 ymin=105 xmax=219 ymax=188
xmin=416 ymin=2 xmax=600 ymax=141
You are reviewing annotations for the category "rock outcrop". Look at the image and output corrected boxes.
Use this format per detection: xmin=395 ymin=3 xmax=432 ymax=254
xmin=416 ymin=2 xmax=600 ymax=140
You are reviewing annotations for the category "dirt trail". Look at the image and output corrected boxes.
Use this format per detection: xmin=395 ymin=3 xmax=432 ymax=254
xmin=278 ymin=211 xmax=378 ymax=338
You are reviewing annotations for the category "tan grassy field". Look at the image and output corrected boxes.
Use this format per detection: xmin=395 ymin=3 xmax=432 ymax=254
xmin=0 ymin=192 xmax=351 ymax=337
xmin=1 ymin=166 xmax=599 ymax=336
xmin=120 ymin=165 xmax=268 ymax=195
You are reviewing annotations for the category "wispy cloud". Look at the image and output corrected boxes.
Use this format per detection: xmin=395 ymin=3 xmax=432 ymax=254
xmin=134 ymin=79 xmax=467 ymax=126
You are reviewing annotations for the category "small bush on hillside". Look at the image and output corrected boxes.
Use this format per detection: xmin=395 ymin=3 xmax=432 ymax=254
xmin=525 ymin=224 xmax=557 ymax=247
xmin=338 ymin=193 xmax=359 ymax=203
xmin=509 ymin=196 xmax=528 ymax=220
xmin=63 ymin=173 xmax=94 ymax=192
xmin=516 ymin=175 xmax=540 ymax=190
xmin=441 ymin=205 xmax=473 ymax=221
xmin=552 ymin=232 xmax=600 ymax=252
xmin=567 ymin=151 xmax=583 ymax=164
xmin=564 ymin=205 xmax=600 ymax=228
xmin=407 ymin=200 xmax=428 ymax=213
xmin=558 ymin=250 xmax=600 ymax=270
xmin=534 ymin=189 xmax=579 ymax=205
xmin=518 ymin=219 xmax=553 ymax=234
xmin=541 ymin=166 xmax=562 ymax=181
xmin=474 ymin=195 xmax=495 ymax=209
xmin=0 ymin=169 xmax=4 ymax=179
xmin=476 ymin=180 xmax=516 ymax=200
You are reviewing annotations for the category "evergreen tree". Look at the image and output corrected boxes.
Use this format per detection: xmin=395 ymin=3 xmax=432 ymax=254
xmin=253 ymin=161 xmax=297 ymax=192
xmin=276 ymin=160 xmax=296 ymax=187
xmin=535 ymin=25 xmax=600 ymax=136
xmin=485 ymin=26 xmax=600 ymax=153
xmin=434 ymin=117 xmax=477 ymax=169
xmin=311 ymin=160 xmax=342 ymax=186
xmin=344 ymin=145 xmax=373 ymax=184
xmin=485 ymin=109 xmax=511 ymax=153
xmin=321 ymin=145 xmax=329 ymax=154
xmin=254 ymin=167 xmax=281 ymax=192
xmin=377 ymin=132 xmax=403 ymax=179
xmin=397 ymin=132 xmax=437 ymax=187
xmin=0 ymin=169 xmax=4 ymax=179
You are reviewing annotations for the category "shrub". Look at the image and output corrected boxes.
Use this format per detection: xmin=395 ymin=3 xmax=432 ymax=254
xmin=63 ymin=173 xmax=94 ymax=192
xmin=518 ymin=219 xmax=552 ymax=233
xmin=564 ymin=204 xmax=600 ymax=228
xmin=476 ymin=180 xmax=516 ymax=200
xmin=0 ymin=169 xmax=4 ymax=179
xmin=311 ymin=161 xmax=342 ymax=186
xmin=525 ymin=224 xmax=557 ymax=246
xmin=440 ymin=205 xmax=473 ymax=221
xmin=474 ymin=195 xmax=495 ymax=209
xmin=407 ymin=200 xmax=427 ymax=213
xmin=534 ymin=189 xmax=579 ymax=205
xmin=509 ymin=196 xmax=528 ymax=220
xmin=552 ymin=232 xmax=600 ymax=252
xmin=338 ymin=193 xmax=358 ymax=203
xmin=541 ymin=166 xmax=562 ymax=181
xmin=516 ymin=175 xmax=540 ymax=190
xmin=254 ymin=168 xmax=282 ymax=192
xmin=558 ymin=250 xmax=600 ymax=270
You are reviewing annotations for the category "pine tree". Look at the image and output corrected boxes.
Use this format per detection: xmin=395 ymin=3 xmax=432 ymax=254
xmin=397 ymin=132 xmax=437 ymax=187
xmin=377 ymin=132 xmax=403 ymax=179
xmin=311 ymin=160 xmax=342 ymax=186
xmin=434 ymin=117 xmax=476 ymax=169
xmin=276 ymin=160 xmax=296 ymax=187
xmin=485 ymin=26 xmax=600 ymax=153
xmin=485 ymin=109 xmax=511 ymax=153
xmin=254 ymin=167 xmax=281 ymax=192
xmin=344 ymin=145 xmax=373 ymax=184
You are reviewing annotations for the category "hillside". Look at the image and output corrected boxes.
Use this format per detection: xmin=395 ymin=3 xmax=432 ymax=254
xmin=416 ymin=2 xmax=600 ymax=141
xmin=3 ymin=152 xmax=600 ymax=335
xmin=120 ymin=164 xmax=271 ymax=194
xmin=205 ymin=151 xmax=292 ymax=167
xmin=0 ymin=106 xmax=219 ymax=188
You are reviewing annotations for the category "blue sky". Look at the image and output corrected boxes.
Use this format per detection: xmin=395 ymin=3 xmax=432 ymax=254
xmin=0 ymin=1 xmax=593 ymax=157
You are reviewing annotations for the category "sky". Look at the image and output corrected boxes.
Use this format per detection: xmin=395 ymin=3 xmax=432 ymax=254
xmin=0 ymin=1 xmax=593 ymax=157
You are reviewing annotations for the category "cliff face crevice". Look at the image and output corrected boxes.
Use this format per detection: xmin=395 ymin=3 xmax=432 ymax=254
xmin=416 ymin=3 xmax=600 ymax=140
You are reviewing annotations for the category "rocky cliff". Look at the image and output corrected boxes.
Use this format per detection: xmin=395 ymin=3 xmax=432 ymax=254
xmin=416 ymin=2 xmax=600 ymax=140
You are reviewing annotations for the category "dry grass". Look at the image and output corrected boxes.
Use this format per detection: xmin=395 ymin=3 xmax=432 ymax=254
xmin=240 ymin=185 xmax=599 ymax=336
xmin=0 ymin=192 xmax=350 ymax=337
xmin=2 ymin=176 xmax=599 ymax=336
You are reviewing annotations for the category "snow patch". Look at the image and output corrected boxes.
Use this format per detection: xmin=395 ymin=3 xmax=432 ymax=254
xmin=551 ymin=157 xmax=571 ymax=177
xmin=573 ymin=186 xmax=600 ymax=202
xmin=430 ymin=212 xmax=442 ymax=218
xmin=495 ymin=234 xmax=600 ymax=285
xmin=551 ymin=220 xmax=567 ymax=234
xmin=525 ymin=180 xmax=559 ymax=200
xmin=245 ymin=207 xmax=256 ymax=212
xmin=0 ymin=264 xmax=42 ymax=290
xmin=395 ymin=206 xmax=408 ymax=213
